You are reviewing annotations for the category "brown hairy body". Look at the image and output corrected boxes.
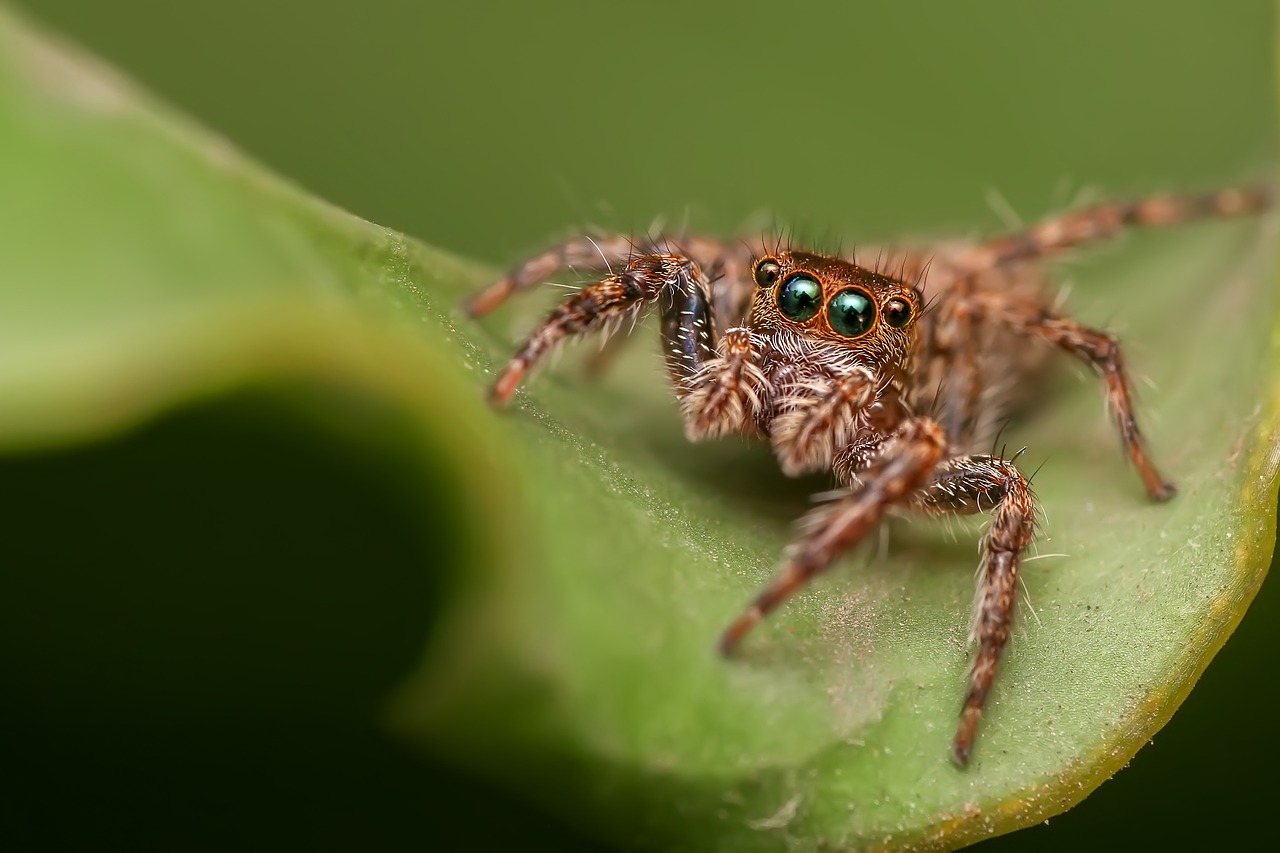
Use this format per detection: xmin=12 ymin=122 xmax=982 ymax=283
xmin=464 ymin=186 xmax=1268 ymax=765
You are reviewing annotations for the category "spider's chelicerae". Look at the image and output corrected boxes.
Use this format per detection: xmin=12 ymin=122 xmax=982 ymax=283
xmin=464 ymin=186 xmax=1269 ymax=765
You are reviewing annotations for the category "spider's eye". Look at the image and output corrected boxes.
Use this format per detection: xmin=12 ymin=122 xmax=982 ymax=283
xmin=828 ymin=287 xmax=876 ymax=338
xmin=777 ymin=274 xmax=823 ymax=322
xmin=884 ymin=297 xmax=912 ymax=328
xmin=754 ymin=259 xmax=782 ymax=288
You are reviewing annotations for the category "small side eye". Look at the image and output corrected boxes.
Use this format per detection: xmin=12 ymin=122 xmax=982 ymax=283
xmin=828 ymin=287 xmax=876 ymax=338
xmin=884 ymin=297 xmax=913 ymax=328
xmin=777 ymin=274 xmax=823 ymax=322
xmin=754 ymin=259 xmax=782 ymax=288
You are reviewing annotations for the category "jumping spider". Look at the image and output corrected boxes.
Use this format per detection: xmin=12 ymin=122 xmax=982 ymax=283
xmin=463 ymin=186 xmax=1268 ymax=765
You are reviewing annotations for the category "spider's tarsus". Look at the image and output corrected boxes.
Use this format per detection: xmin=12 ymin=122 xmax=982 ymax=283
xmin=1153 ymin=481 xmax=1177 ymax=502
xmin=464 ymin=279 xmax=514 ymax=317
xmin=488 ymin=362 xmax=524 ymax=407
xmin=951 ymin=705 xmax=984 ymax=767
xmin=718 ymin=606 xmax=763 ymax=656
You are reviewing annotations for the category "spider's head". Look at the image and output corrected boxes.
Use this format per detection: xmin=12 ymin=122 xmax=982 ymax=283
xmin=749 ymin=251 xmax=922 ymax=367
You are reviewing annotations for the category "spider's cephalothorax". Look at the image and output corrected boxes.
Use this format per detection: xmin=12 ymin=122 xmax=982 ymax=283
xmin=697 ymin=251 xmax=924 ymax=480
xmin=464 ymin=186 xmax=1269 ymax=765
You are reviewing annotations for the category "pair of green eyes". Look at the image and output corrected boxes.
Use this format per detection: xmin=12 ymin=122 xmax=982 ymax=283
xmin=756 ymin=261 xmax=912 ymax=338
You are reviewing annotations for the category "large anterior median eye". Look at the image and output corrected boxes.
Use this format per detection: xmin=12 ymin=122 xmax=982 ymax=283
xmin=777 ymin=274 xmax=823 ymax=322
xmin=827 ymin=287 xmax=876 ymax=338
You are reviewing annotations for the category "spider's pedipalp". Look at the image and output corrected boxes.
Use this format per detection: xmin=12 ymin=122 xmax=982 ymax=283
xmin=770 ymin=369 xmax=878 ymax=476
xmin=680 ymin=327 xmax=770 ymax=440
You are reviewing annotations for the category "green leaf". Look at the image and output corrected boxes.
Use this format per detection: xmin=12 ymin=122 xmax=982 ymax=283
xmin=1 ymin=4 xmax=1276 ymax=850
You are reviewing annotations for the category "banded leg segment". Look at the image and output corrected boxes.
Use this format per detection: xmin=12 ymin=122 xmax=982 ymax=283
xmin=488 ymin=253 xmax=716 ymax=406
xmin=465 ymin=234 xmax=643 ymax=317
xmin=961 ymin=184 xmax=1270 ymax=274
xmin=974 ymin=293 xmax=1174 ymax=499
xmin=660 ymin=262 xmax=718 ymax=387
xmin=718 ymin=418 xmax=947 ymax=653
xmin=910 ymin=455 xmax=1037 ymax=766
xmin=465 ymin=232 xmax=753 ymax=319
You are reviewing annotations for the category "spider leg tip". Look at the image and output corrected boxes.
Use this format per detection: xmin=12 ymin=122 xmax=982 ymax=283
xmin=716 ymin=632 xmax=740 ymax=658
xmin=1152 ymin=481 xmax=1177 ymax=502
xmin=463 ymin=281 xmax=513 ymax=317
xmin=951 ymin=705 xmax=982 ymax=767
xmin=718 ymin=604 xmax=765 ymax=656
xmin=487 ymin=372 xmax=522 ymax=408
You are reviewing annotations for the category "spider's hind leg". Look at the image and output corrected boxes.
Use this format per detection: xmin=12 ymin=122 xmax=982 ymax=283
xmin=962 ymin=185 xmax=1270 ymax=272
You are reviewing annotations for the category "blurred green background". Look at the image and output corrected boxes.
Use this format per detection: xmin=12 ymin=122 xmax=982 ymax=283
xmin=7 ymin=0 xmax=1277 ymax=848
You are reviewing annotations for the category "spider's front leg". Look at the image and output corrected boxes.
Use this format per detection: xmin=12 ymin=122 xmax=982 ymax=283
xmin=910 ymin=454 xmax=1038 ymax=765
xmin=465 ymin=233 xmax=756 ymax=321
xmin=484 ymin=252 xmax=719 ymax=405
xmin=718 ymin=417 xmax=947 ymax=651
xmin=465 ymin=234 xmax=644 ymax=318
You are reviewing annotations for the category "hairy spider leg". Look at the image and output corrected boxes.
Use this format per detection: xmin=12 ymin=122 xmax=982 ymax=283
xmin=718 ymin=418 xmax=947 ymax=652
xmin=971 ymin=292 xmax=1175 ymax=499
xmin=486 ymin=253 xmax=718 ymax=405
xmin=465 ymin=233 xmax=643 ymax=317
xmin=465 ymin=233 xmax=751 ymax=319
xmin=960 ymin=185 xmax=1271 ymax=273
xmin=909 ymin=455 xmax=1038 ymax=765
xmin=933 ymin=184 xmax=1270 ymax=498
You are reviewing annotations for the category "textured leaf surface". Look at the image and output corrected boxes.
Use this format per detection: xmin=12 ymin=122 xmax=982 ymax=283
xmin=1 ymin=5 xmax=1277 ymax=850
